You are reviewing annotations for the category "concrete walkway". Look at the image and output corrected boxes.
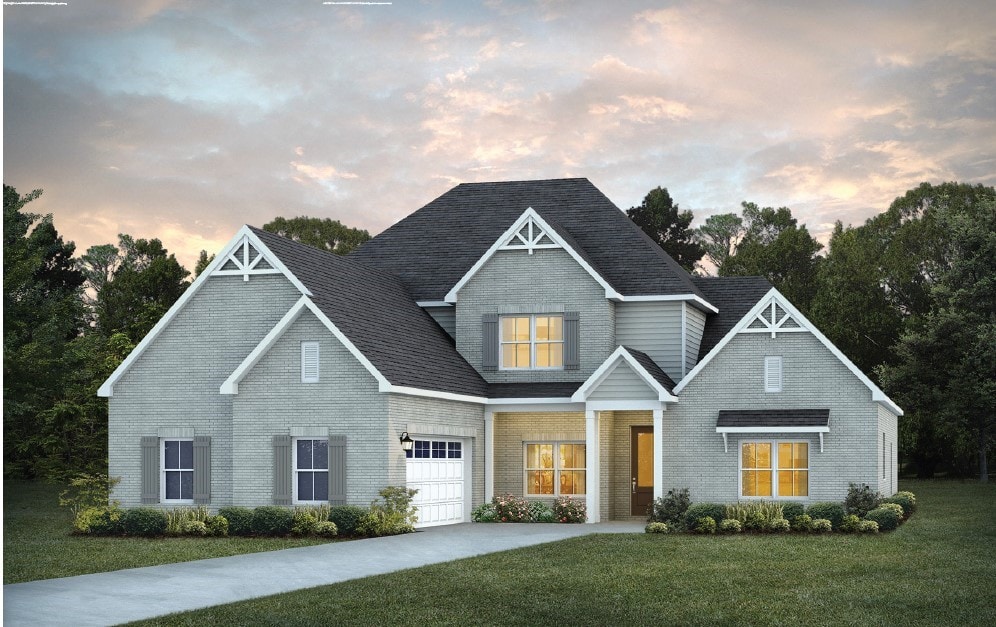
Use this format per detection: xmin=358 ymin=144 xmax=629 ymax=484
xmin=3 ymin=521 xmax=643 ymax=626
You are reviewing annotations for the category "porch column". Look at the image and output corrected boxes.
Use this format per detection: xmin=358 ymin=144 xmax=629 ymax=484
xmin=585 ymin=409 xmax=600 ymax=523
xmin=653 ymin=407 xmax=664 ymax=501
xmin=484 ymin=409 xmax=494 ymax=502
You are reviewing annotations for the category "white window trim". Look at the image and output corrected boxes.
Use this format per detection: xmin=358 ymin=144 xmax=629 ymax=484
xmin=522 ymin=441 xmax=587 ymax=497
xmin=293 ymin=437 xmax=329 ymax=504
xmin=161 ymin=438 xmax=194 ymax=504
xmin=764 ymin=356 xmax=783 ymax=393
xmin=738 ymin=439 xmax=810 ymax=500
xmin=301 ymin=341 xmax=320 ymax=383
xmin=499 ymin=314 xmax=565 ymax=371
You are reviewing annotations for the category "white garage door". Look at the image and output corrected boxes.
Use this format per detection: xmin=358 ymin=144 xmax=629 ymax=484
xmin=406 ymin=439 xmax=465 ymax=527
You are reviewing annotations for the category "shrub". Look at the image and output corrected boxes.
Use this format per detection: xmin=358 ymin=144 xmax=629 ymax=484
xmin=781 ymin=502 xmax=805 ymax=520
xmin=766 ymin=518 xmax=791 ymax=533
xmin=839 ymin=514 xmax=862 ymax=533
xmin=122 ymin=507 xmax=168 ymax=537
xmin=683 ymin=503 xmax=726 ymax=530
xmin=166 ymin=506 xmax=210 ymax=536
xmin=879 ymin=502 xmax=905 ymax=520
xmin=73 ymin=506 xmax=123 ymax=535
xmin=493 ymin=493 xmax=530 ymax=522
xmin=806 ymin=502 xmax=845 ymax=530
xmin=865 ymin=507 xmax=901 ymax=532
xmin=358 ymin=486 xmax=418 ymax=536
xmin=471 ymin=503 xmax=498 ymax=523
xmin=694 ymin=516 xmax=717 ymax=534
xmin=790 ymin=514 xmax=813 ymax=532
xmin=251 ymin=506 xmax=295 ymax=536
xmin=59 ymin=474 xmax=121 ymax=520
xmin=645 ymin=522 xmax=670 ymax=534
xmin=314 ymin=521 xmax=338 ymax=537
xmin=206 ymin=515 xmax=229 ymax=537
xmin=858 ymin=519 xmax=880 ymax=534
xmin=218 ymin=507 xmax=253 ymax=536
xmin=291 ymin=511 xmax=319 ymax=536
xmin=811 ymin=518 xmax=833 ymax=533
xmin=328 ymin=505 xmax=367 ymax=536
xmin=884 ymin=491 xmax=917 ymax=518
xmin=719 ymin=519 xmax=742 ymax=534
xmin=845 ymin=483 xmax=881 ymax=517
xmin=181 ymin=520 xmax=208 ymax=536
xmin=726 ymin=501 xmax=784 ymax=531
xmin=554 ymin=496 xmax=587 ymax=523
xmin=528 ymin=500 xmax=554 ymax=522
xmin=648 ymin=488 xmax=690 ymax=525
xmin=536 ymin=510 xmax=557 ymax=523
xmin=743 ymin=511 xmax=767 ymax=532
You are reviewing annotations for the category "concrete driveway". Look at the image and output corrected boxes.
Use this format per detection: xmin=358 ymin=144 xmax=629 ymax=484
xmin=3 ymin=521 xmax=643 ymax=626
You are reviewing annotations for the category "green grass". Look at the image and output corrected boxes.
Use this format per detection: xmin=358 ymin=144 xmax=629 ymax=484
xmin=3 ymin=481 xmax=335 ymax=584
xmin=133 ymin=480 xmax=995 ymax=626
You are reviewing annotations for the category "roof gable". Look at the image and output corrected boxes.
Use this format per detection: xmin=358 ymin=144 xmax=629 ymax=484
xmin=572 ymin=346 xmax=678 ymax=404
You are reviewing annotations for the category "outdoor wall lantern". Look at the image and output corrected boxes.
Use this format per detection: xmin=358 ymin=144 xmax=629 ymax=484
xmin=399 ymin=432 xmax=414 ymax=452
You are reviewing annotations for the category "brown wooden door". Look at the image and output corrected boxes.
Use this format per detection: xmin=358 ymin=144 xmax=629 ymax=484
xmin=631 ymin=426 xmax=654 ymax=516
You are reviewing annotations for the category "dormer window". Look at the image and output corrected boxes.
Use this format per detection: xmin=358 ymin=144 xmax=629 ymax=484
xmin=500 ymin=315 xmax=564 ymax=369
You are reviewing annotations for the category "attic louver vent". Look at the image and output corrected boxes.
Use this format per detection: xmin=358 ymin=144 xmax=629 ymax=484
xmin=499 ymin=215 xmax=561 ymax=255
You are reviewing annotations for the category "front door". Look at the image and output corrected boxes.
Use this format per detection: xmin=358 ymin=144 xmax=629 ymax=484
xmin=631 ymin=426 xmax=654 ymax=516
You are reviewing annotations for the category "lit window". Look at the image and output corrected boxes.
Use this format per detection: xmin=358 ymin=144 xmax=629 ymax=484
xmin=764 ymin=356 xmax=782 ymax=392
xmin=162 ymin=439 xmax=194 ymax=502
xmin=741 ymin=441 xmax=808 ymax=498
xmin=525 ymin=443 xmax=585 ymax=496
xmin=501 ymin=315 xmax=563 ymax=369
xmin=294 ymin=438 xmax=328 ymax=503
xmin=301 ymin=342 xmax=319 ymax=383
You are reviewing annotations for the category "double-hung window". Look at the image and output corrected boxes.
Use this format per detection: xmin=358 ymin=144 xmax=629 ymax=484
xmin=501 ymin=315 xmax=563 ymax=369
xmin=740 ymin=441 xmax=808 ymax=498
xmin=524 ymin=442 xmax=586 ymax=496
xmin=162 ymin=439 xmax=194 ymax=503
xmin=294 ymin=438 xmax=329 ymax=503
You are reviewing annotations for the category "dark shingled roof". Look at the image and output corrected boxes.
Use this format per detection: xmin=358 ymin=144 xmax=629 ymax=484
xmin=250 ymin=227 xmax=489 ymax=398
xmin=692 ymin=276 xmax=773 ymax=360
xmin=488 ymin=382 xmax=582 ymax=399
xmin=350 ymin=178 xmax=707 ymax=302
xmin=622 ymin=346 xmax=677 ymax=392
xmin=717 ymin=409 xmax=830 ymax=428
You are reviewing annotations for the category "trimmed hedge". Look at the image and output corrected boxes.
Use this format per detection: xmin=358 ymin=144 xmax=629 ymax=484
xmin=882 ymin=492 xmax=916 ymax=518
xmin=328 ymin=505 xmax=368 ymax=536
xmin=781 ymin=502 xmax=805 ymax=520
xmin=683 ymin=503 xmax=726 ymax=529
xmin=122 ymin=507 xmax=168 ymax=537
xmin=806 ymin=502 xmax=845 ymax=530
xmin=865 ymin=507 xmax=900 ymax=531
xmin=218 ymin=507 xmax=254 ymax=536
xmin=251 ymin=506 xmax=295 ymax=536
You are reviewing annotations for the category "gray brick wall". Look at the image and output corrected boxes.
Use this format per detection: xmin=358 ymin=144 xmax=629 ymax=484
xmin=878 ymin=404 xmax=899 ymax=496
xmin=667 ymin=331 xmax=882 ymax=504
xmin=455 ymin=248 xmax=615 ymax=383
xmin=108 ymin=274 xmax=302 ymax=508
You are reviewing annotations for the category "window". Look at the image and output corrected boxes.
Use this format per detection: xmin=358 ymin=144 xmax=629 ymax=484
xmin=764 ymin=356 xmax=782 ymax=392
xmin=741 ymin=441 xmax=808 ymax=498
xmin=162 ymin=439 xmax=193 ymax=502
xmin=500 ymin=315 xmax=563 ymax=369
xmin=405 ymin=439 xmax=462 ymax=459
xmin=294 ymin=438 xmax=329 ymax=503
xmin=524 ymin=443 xmax=585 ymax=496
xmin=301 ymin=341 xmax=319 ymax=383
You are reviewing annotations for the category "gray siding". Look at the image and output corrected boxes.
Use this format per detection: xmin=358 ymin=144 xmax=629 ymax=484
xmin=684 ymin=304 xmax=706 ymax=375
xmin=108 ymin=274 xmax=303 ymax=508
xmin=423 ymin=305 xmax=456 ymax=339
xmin=666 ymin=332 xmax=881 ymax=504
xmin=615 ymin=301 xmax=683 ymax=381
xmin=588 ymin=363 xmax=658 ymax=401
xmin=455 ymin=248 xmax=614 ymax=383
xmin=232 ymin=312 xmax=388 ymax=507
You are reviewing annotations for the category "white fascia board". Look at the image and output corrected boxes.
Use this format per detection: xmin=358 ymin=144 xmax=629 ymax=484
xmin=415 ymin=301 xmax=452 ymax=308
xmin=382 ymin=385 xmax=488 ymax=405
xmin=586 ymin=400 xmax=664 ymax=411
xmin=484 ymin=397 xmax=578 ymax=406
xmin=571 ymin=346 xmax=678 ymax=403
xmin=98 ymin=225 xmax=310 ymax=398
xmin=444 ymin=207 xmax=622 ymax=303
xmin=618 ymin=293 xmax=719 ymax=314
xmin=487 ymin=402 xmax=586 ymax=413
xmin=674 ymin=288 xmax=904 ymax=416
xmin=220 ymin=296 xmax=390 ymax=395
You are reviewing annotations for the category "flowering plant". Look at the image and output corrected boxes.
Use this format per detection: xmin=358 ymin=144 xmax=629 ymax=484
xmin=553 ymin=496 xmax=587 ymax=523
xmin=493 ymin=493 xmax=530 ymax=522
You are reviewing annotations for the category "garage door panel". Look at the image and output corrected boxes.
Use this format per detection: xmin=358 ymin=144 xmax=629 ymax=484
xmin=406 ymin=439 xmax=466 ymax=527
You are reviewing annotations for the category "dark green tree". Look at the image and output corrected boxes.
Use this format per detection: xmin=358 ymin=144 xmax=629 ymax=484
xmin=626 ymin=187 xmax=705 ymax=272
xmin=695 ymin=212 xmax=744 ymax=272
xmin=263 ymin=216 xmax=370 ymax=255
xmin=194 ymin=250 xmax=215 ymax=277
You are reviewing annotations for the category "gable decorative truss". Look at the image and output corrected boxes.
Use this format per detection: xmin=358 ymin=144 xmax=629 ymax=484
xmin=672 ymin=288 xmax=903 ymax=416
xmin=97 ymin=226 xmax=311 ymax=397
xmin=445 ymin=207 xmax=623 ymax=303
xmin=571 ymin=346 xmax=679 ymax=408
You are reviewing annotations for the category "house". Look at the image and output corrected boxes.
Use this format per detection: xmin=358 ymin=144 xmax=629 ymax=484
xmin=100 ymin=178 xmax=901 ymax=526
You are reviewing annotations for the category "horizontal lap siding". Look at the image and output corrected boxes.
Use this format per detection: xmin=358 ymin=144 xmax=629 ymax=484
xmin=615 ymin=301 xmax=683 ymax=382
xmin=684 ymin=306 xmax=706 ymax=374
xmin=423 ymin=306 xmax=456 ymax=339
xmin=587 ymin=363 xmax=659 ymax=401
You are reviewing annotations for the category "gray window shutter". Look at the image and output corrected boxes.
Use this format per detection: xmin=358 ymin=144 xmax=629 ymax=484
xmin=273 ymin=434 xmax=292 ymax=505
xmin=193 ymin=436 xmax=211 ymax=504
xmin=329 ymin=434 xmax=347 ymax=506
xmin=564 ymin=311 xmax=580 ymax=370
xmin=482 ymin=313 xmax=499 ymax=371
xmin=140 ymin=436 xmax=159 ymax=504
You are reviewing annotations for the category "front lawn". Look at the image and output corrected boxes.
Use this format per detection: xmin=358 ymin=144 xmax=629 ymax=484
xmin=134 ymin=479 xmax=995 ymax=626
xmin=2 ymin=481 xmax=335 ymax=584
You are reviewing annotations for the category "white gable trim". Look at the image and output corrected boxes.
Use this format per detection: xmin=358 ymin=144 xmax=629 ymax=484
xmin=618 ymin=293 xmax=719 ymax=314
xmin=673 ymin=288 xmax=903 ymax=416
xmin=384 ymin=386 xmax=487 ymax=405
xmin=98 ymin=226 xmax=311 ymax=397
xmin=444 ymin=208 xmax=623 ymax=303
xmin=571 ymin=346 xmax=678 ymax=403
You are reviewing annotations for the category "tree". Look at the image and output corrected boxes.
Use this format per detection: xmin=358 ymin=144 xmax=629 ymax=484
xmin=695 ymin=212 xmax=744 ymax=271
xmin=263 ymin=216 xmax=370 ymax=255
xmin=626 ymin=187 xmax=705 ymax=272
xmin=194 ymin=250 xmax=215 ymax=277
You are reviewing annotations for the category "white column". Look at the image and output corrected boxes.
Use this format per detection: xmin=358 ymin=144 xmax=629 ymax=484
xmin=484 ymin=409 xmax=494 ymax=502
xmin=653 ymin=406 xmax=664 ymax=501
xmin=585 ymin=409 xmax=600 ymax=523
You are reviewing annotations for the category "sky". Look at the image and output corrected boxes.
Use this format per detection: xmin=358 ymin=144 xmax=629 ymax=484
xmin=4 ymin=0 xmax=995 ymax=272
